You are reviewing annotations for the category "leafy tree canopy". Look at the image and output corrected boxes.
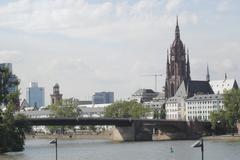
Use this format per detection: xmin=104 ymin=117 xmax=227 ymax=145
xmin=104 ymin=100 xmax=150 ymax=118
xmin=210 ymin=89 xmax=240 ymax=135
xmin=0 ymin=66 xmax=26 ymax=153
xmin=48 ymin=98 xmax=81 ymax=118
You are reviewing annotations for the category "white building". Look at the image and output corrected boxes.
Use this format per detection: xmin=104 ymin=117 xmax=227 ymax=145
xmin=78 ymin=103 xmax=111 ymax=108
xmin=79 ymin=107 xmax=105 ymax=118
xmin=166 ymin=96 xmax=185 ymax=120
xmin=210 ymin=78 xmax=238 ymax=94
xmin=166 ymin=80 xmax=214 ymax=120
xmin=185 ymin=94 xmax=224 ymax=121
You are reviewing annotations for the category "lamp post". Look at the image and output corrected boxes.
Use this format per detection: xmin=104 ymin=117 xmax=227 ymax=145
xmin=50 ymin=138 xmax=58 ymax=160
xmin=192 ymin=138 xmax=204 ymax=160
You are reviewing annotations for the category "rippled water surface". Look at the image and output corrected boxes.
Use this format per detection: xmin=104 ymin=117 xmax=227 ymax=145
xmin=1 ymin=138 xmax=240 ymax=160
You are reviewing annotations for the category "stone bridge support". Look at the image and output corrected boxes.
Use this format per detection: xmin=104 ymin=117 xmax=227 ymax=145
xmin=112 ymin=121 xmax=152 ymax=141
xmin=112 ymin=120 xmax=212 ymax=142
xmin=112 ymin=125 xmax=136 ymax=141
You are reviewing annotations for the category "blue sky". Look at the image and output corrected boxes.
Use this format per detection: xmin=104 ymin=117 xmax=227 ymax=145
xmin=0 ymin=0 xmax=239 ymax=104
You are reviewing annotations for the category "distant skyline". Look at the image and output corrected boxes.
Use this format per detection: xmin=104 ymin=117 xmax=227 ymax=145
xmin=0 ymin=0 xmax=239 ymax=104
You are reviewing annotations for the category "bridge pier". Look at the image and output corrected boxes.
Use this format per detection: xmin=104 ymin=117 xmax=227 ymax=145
xmin=112 ymin=125 xmax=136 ymax=141
xmin=112 ymin=121 xmax=153 ymax=142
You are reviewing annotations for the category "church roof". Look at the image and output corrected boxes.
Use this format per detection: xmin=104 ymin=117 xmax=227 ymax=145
xmin=187 ymin=80 xmax=214 ymax=97
xmin=210 ymin=79 xmax=238 ymax=94
xmin=133 ymin=89 xmax=156 ymax=96
xmin=186 ymin=94 xmax=223 ymax=101
xmin=175 ymin=80 xmax=214 ymax=98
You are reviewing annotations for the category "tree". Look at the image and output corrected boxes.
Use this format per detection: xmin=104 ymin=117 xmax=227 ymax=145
xmin=48 ymin=98 xmax=81 ymax=134
xmin=159 ymin=106 xmax=166 ymax=119
xmin=210 ymin=110 xmax=227 ymax=135
xmin=104 ymin=100 xmax=150 ymax=118
xmin=0 ymin=66 xmax=25 ymax=153
xmin=153 ymin=109 xmax=160 ymax=119
xmin=223 ymin=89 xmax=240 ymax=136
xmin=48 ymin=98 xmax=81 ymax=118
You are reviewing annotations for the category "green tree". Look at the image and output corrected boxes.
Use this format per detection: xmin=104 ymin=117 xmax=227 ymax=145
xmin=159 ymin=105 xmax=166 ymax=119
xmin=48 ymin=98 xmax=81 ymax=134
xmin=0 ymin=96 xmax=28 ymax=153
xmin=210 ymin=110 xmax=227 ymax=135
xmin=104 ymin=100 xmax=150 ymax=118
xmin=223 ymin=89 xmax=240 ymax=136
xmin=153 ymin=104 xmax=166 ymax=120
xmin=153 ymin=109 xmax=160 ymax=119
xmin=49 ymin=98 xmax=81 ymax=118
xmin=0 ymin=66 xmax=25 ymax=153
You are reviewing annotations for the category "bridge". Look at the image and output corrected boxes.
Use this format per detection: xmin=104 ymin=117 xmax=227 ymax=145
xmin=15 ymin=118 xmax=211 ymax=141
xmin=15 ymin=117 xmax=133 ymax=126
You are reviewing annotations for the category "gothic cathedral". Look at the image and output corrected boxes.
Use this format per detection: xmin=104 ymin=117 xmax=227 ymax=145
xmin=165 ymin=17 xmax=191 ymax=98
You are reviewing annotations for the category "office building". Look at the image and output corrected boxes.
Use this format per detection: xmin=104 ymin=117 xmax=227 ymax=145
xmin=26 ymin=82 xmax=45 ymax=108
xmin=92 ymin=92 xmax=114 ymax=104
xmin=0 ymin=63 xmax=19 ymax=94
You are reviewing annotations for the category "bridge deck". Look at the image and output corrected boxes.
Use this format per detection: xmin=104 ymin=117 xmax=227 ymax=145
xmin=15 ymin=118 xmax=211 ymax=127
xmin=15 ymin=117 xmax=133 ymax=126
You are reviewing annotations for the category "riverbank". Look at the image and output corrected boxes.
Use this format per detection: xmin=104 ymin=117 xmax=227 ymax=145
xmin=26 ymin=132 xmax=112 ymax=140
xmin=203 ymin=134 xmax=240 ymax=142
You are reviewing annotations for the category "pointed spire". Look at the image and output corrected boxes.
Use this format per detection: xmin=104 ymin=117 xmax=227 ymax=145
xmin=224 ymin=73 xmax=227 ymax=81
xmin=175 ymin=16 xmax=180 ymax=39
xmin=186 ymin=53 xmax=191 ymax=80
xmin=176 ymin=16 xmax=179 ymax=27
xmin=206 ymin=64 xmax=210 ymax=81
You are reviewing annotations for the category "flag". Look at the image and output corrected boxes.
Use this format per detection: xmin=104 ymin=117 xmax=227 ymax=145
xmin=191 ymin=139 xmax=203 ymax=148
xmin=49 ymin=138 xmax=57 ymax=144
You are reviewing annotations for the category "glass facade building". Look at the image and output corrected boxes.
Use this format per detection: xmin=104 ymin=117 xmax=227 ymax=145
xmin=26 ymin=82 xmax=45 ymax=108
xmin=92 ymin=92 xmax=114 ymax=104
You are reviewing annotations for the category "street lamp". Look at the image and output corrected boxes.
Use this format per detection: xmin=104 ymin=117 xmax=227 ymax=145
xmin=50 ymin=138 xmax=58 ymax=160
xmin=192 ymin=138 xmax=204 ymax=160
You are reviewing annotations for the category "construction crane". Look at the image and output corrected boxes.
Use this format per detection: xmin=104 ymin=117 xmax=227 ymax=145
xmin=142 ymin=74 xmax=162 ymax=91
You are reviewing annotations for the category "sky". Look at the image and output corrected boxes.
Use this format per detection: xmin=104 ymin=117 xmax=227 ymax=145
xmin=0 ymin=0 xmax=239 ymax=105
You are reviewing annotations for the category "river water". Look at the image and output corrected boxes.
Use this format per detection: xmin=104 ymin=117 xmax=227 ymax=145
xmin=1 ymin=138 xmax=240 ymax=160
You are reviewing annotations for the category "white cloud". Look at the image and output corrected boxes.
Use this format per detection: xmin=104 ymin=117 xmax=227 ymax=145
xmin=0 ymin=50 xmax=23 ymax=63
xmin=0 ymin=0 xmax=197 ymax=42
xmin=3 ymin=0 xmax=237 ymax=103
xmin=165 ymin=0 xmax=183 ymax=12
xmin=216 ymin=0 xmax=232 ymax=12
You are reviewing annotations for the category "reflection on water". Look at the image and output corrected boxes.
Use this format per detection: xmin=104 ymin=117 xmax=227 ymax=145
xmin=1 ymin=139 xmax=240 ymax=160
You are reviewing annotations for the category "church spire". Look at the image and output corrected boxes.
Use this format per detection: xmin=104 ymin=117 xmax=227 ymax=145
xmin=186 ymin=52 xmax=191 ymax=80
xmin=224 ymin=73 xmax=227 ymax=81
xmin=175 ymin=16 xmax=180 ymax=39
xmin=166 ymin=50 xmax=170 ymax=77
xmin=206 ymin=64 xmax=210 ymax=81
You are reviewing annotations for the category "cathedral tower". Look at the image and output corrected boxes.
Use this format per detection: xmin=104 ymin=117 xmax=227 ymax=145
xmin=165 ymin=17 xmax=191 ymax=98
